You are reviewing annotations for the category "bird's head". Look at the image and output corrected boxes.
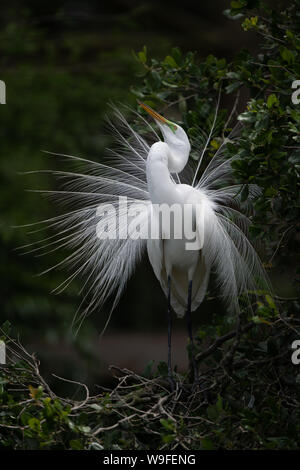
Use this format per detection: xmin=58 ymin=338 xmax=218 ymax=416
xmin=139 ymin=102 xmax=190 ymax=173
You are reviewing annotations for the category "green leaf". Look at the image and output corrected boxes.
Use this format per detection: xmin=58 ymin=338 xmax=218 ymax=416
xmin=238 ymin=111 xmax=256 ymax=122
xmin=225 ymin=81 xmax=242 ymax=94
xmin=201 ymin=438 xmax=215 ymax=450
xmin=160 ymin=418 xmax=175 ymax=431
xmin=138 ymin=46 xmax=147 ymax=64
xmin=242 ymin=16 xmax=258 ymax=30
xmin=142 ymin=359 xmax=155 ymax=378
xmin=163 ymin=55 xmax=178 ymax=68
xmin=280 ymin=47 xmax=295 ymax=64
xmin=223 ymin=8 xmax=244 ymax=20
xmin=88 ymin=403 xmax=103 ymax=412
xmin=78 ymin=425 xmax=91 ymax=434
xmin=267 ymin=94 xmax=278 ymax=108
xmin=265 ymin=294 xmax=276 ymax=310
xmin=28 ymin=417 xmax=41 ymax=432
xmin=0 ymin=321 xmax=11 ymax=337
xmin=89 ymin=442 xmax=104 ymax=450
xmin=162 ymin=434 xmax=175 ymax=444
xmin=216 ymin=395 xmax=223 ymax=412
xmin=231 ymin=0 xmax=247 ymax=9
xmin=171 ymin=47 xmax=182 ymax=65
xmin=70 ymin=439 xmax=84 ymax=450
xmin=157 ymin=361 xmax=168 ymax=377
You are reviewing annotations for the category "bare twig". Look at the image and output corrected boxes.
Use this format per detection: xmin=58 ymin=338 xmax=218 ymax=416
xmin=52 ymin=374 xmax=90 ymax=411
xmin=269 ymin=225 xmax=295 ymax=263
xmin=92 ymin=413 xmax=137 ymax=436
xmin=195 ymin=321 xmax=256 ymax=362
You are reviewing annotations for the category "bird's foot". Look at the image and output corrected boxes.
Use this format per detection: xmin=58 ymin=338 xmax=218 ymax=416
xmin=167 ymin=374 xmax=176 ymax=392
xmin=192 ymin=377 xmax=201 ymax=392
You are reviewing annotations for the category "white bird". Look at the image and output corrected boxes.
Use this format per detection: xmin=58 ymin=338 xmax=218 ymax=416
xmin=22 ymin=101 xmax=270 ymax=383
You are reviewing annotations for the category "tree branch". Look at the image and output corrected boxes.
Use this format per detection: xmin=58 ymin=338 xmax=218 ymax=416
xmin=195 ymin=321 xmax=256 ymax=363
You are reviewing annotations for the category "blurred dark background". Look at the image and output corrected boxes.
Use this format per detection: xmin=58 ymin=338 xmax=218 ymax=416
xmin=1 ymin=0 xmax=269 ymax=396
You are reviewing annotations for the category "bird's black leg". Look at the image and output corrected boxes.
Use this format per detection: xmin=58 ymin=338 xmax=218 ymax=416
xmin=186 ymin=280 xmax=199 ymax=384
xmin=167 ymin=275 xmax=174 ymax=390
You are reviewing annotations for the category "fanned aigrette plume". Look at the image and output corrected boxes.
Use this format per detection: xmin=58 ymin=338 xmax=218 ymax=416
xmin=20 ymin=102 xmax=271 ymax=333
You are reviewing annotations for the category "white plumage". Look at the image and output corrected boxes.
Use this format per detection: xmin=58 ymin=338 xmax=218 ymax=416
xmin=22 ymin=102 xmax=270 ymax=341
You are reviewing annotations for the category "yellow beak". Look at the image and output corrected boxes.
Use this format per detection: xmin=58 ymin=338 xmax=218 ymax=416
xmin=138 ymin=101 xmax=168 ymax=124
xmin=138 ymin=101 xmax=178 ymax=133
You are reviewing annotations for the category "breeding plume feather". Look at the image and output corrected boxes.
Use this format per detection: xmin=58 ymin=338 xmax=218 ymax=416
xmin=21 ymin=100 xmax=271 ymax=380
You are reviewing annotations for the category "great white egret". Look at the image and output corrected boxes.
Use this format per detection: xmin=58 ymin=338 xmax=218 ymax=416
xmin=22 ymin=101 xmax=270 ymax=383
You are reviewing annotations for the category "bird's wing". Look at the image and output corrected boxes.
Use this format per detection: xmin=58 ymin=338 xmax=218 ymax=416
xmin=183 ymin=107 xmax=272 ymax=314
xmin=198 ymin=188 xmax=271 ymax=315
xmin=22 ymin=108 xmax=155 ymax=332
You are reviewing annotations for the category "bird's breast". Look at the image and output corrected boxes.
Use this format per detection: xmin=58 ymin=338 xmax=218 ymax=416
xmin=163 ymin=238 xmax=200 ymax=279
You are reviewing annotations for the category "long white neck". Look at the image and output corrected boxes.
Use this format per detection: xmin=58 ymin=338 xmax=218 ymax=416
xmin=167 ymin=141 xmax=190 ymax=173
xmin=146 ymin=142 xmax=176 ymax=205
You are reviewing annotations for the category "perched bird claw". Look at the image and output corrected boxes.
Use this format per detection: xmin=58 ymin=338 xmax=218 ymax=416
xmin=167 ymin=375 xmax=176 ymax=392
xmin=192 ymin=378 xmax=201 ymax=393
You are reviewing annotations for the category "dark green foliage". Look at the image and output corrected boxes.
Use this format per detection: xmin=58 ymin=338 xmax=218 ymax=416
xmin=1 ymin=310 xmax=300 ymax=450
